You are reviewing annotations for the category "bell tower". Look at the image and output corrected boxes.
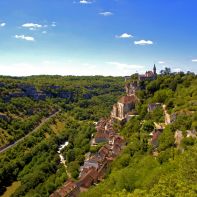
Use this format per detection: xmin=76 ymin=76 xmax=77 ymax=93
xmin=153 ymin=64 xmax=156 ymax=75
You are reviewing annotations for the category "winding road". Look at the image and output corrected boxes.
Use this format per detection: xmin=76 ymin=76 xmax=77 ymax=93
xmin=0 ymin=110 xmax=61 ymax=154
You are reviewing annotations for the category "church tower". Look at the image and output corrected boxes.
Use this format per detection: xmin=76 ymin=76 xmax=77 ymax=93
xmin=153 ymin=64 xmax=156 ymax=75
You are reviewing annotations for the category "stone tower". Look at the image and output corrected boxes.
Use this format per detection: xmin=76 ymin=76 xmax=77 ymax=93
xmin=153 ymin=64 xmax=156 ymax=75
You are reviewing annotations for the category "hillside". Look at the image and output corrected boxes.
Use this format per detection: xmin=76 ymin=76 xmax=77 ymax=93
xmin=0 ymin=73 xmax=197 ymax=197
xmin=81 ymin=72 xmax=197 ymax=197
xmin=0 ymin=75 xmax=124 ymax=148
xmin=0 ymin=75 xmax=124 ymax=196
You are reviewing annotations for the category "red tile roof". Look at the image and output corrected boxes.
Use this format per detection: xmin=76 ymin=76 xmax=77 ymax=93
xmin=50 ymin=180 xmax=78 ymax=197
xmin=95 ymin=132 xmax=109 ymax=140
xmin=99 ymin=146 xmax=110 ymax=158
xmin=78 ymin=167 xmax=98 ymax=188
xmin=114 ymin=136 xmax=125 ymax=145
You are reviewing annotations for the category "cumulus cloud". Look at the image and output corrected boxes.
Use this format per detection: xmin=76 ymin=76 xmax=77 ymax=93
xmin=15 ymin=35 xmax=35 ymax=41
xmin=134 ymin=40 xmax=153 ymax=45
xmin=79 ymin=0 xmax=92 ymax=4
xmin=192 ymin=59 xmax=197 ymax=62
xmin=115 ymin=33 xmax=133 ymax=39
xmin=0 ymin=22 xmax=6 ymax=27
xmin=99 ymin=12 xmax=113 ymax=16
xmin=22 ymin=23 xmax=42 ymax=30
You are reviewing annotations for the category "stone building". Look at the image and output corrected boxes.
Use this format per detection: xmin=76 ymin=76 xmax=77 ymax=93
xmin=138 ymin=64 xmax=157 ymax=81
xmin=50 ymin=180 xmax=80 ymax=197
xmin=111 ymin=95 xmax=138 ymax=121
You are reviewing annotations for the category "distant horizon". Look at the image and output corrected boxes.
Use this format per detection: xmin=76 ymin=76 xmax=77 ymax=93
xmin=0 ymin=67 xmax=196 ymax=78
xmin=0 ymin=0 xmax=197 ymax=76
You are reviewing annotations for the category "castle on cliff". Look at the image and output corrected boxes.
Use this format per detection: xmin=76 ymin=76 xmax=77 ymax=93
xmin=138 ymin=64 xmax=157 ymax=81
xmin=111 ymin=65 xmax=157 ymax=121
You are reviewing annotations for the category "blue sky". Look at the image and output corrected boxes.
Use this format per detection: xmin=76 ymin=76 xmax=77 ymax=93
xmin=0 ymin=0 xmax=197 ymax=76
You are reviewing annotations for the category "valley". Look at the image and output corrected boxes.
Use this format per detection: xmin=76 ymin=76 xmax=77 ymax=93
xmin=0 ymin=71 xmax=197 ymax=197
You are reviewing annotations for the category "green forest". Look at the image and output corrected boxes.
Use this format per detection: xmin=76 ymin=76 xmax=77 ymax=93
xmin=0 ymin=75 xmax=124 ymax=196
xmin=0 ymin=72 xmax=197 ymax=197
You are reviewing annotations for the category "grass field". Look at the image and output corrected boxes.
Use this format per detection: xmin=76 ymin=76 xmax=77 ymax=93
xmin=2 ymin=181 xmax=21 ymax=197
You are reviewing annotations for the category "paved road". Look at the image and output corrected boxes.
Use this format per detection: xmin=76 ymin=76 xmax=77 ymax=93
xmin=0 ymin=110 xmax=60 ymax=154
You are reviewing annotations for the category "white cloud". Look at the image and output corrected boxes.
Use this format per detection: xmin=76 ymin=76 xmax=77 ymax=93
xmin=158 ymin=61 xmax=165 ymax=64
xmin=22 ymin=23 xmax=42 ymax=30
xmin=0 ymin=60 xmax=147 ymax=77
xmin=116 ymin=33 xmax=133 ymax=39
xmin=106 ymin=61 xmax=145 ymax=75
xmin=0 ymin=22 xmax=6 ymax=27
xmin=51 ymin=22 xmax=56 ymax=27
xmin=134 ymin=40 xmax=153 ymax=45
xmin=15 ymin=35 xmax=35 ymax=41
xmin=79 ymin=0 xmax=92 ymax=4
xmin=192 ymin=59 xmax=197 ymax=62
xmin=42 ymin=31 xmax=47 ymax=34
xmin=99 ymin=12 xmax=113 ymax=16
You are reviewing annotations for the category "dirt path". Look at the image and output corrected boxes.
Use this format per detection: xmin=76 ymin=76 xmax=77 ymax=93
xmin=0 ymin=110 xmax=60 ymax=154
xmin=163 ymin=105 xmax=171 ymax=125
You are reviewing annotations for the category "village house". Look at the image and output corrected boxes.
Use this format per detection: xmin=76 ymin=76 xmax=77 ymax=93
xmin=112 ymin=143 xmax=121 ymax=156
xmin=96 ymin=118 xmax=108 ymax=132
xmin=51 ymin=119 xmax=125 ymax=197
xmin=98 ymin=145 xmax=111 ymax=159
xmin=77 ymin=167 xmax=99 ymax=189
xmin=79 ymin=159 xmax=99 ymax=173
xmin=114 ymin=135 xmax=125 ymax=147
xmin=104 ymin=119 xmax=114 ymax=132
xmin=50 ymin=180 xmax=80 ymax=197
xmin=94 ymin=132 xmax=109 ymax=144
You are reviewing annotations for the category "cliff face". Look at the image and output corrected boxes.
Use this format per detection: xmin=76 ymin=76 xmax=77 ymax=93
xmin=111 ymin=83 xmax=139 ymax=121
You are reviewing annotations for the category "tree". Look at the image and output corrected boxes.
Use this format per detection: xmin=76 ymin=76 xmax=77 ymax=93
xmin=158 ymin=126 xmax=174 ymax=151
xmin=160 ymin=67 xmax=171 ymax=75
xmin=141 ymin=120 xmax=154 ymax=133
